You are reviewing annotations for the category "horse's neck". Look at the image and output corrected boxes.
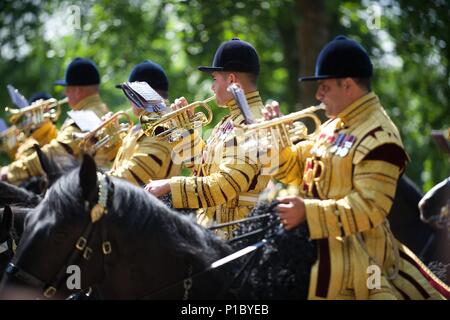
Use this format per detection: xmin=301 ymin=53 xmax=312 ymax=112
xmin=94 ymin=247 xmax=190 ymax=299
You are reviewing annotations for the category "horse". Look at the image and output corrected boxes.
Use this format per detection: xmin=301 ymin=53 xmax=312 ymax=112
xmin=419 ymin=177 xmax=450 ymax=230
xmin=0 ymin=207 xmax=16 ymax=280
xmin=0 ymin=154 xmax=245 ymax=299
xmin=0 ymin=144 xmax=68 ymax=208
xmin=19 ymin=144 xmax=77 ymax=195
xmin=388 ymin=175 xmax=434 ymax=261
xmin=0 ymin=205 xmax=32 ymax=280
xmin=419 ymin=177 xmax=450 ymax=284
xmin=0 ymin=181 xmax=42 ymax=208
xmin=0 ymin=181 xmax=40 ymax=280
xmin=0 ymin=206 xmax=31 ymax=281
xmin=0 ymin=144 xmax=68 ymax=283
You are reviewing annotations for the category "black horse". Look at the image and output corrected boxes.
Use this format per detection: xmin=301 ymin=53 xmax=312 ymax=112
xmin=419 ymin=177 xmax=450 ymax=229
xmin=0 ymin=181 xmax=42 ymax=208
xmin=0 ymin=145 xmax=55 ymax=275
xmin=0 ymin=206 xmax=30 ymax=281
xmin=0 ymin=155 xmax=246 ymax=299
xmin=0 ymin=144 xmax=62 ymax=283
xmin=388 ymin=175 xmax=434 ymax=261
xmin=419 ymin=177 xmax=450 ymax=284
xmin=19 ymin=144 xmax=77 ymax=195
xmin=0 ymin=207 xmax=16 ymax=280
xmin=0 ymin=144 xmax=68 ymax=208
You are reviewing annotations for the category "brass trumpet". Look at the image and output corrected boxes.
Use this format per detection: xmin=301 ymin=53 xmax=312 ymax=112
xmin=140 ymin=95 xmax=215 ymax=142
xmin=74 ymin=109 xmax=134 ymax=154
xmin=5 ymin=97 xmax=68 ymax=127
xmin=239 ymin=104 xmax=324 ymax=148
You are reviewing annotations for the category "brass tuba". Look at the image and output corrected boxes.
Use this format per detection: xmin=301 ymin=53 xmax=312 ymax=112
xmin=5 ymin=97 xmax=67 ymax=129
xmin=238 ymin=104 xmax=324 ymax=149
xmin=140 ymin=95 xmax=215 ymax=142
xmin=74 ymin=109 xmax=134 ymax=155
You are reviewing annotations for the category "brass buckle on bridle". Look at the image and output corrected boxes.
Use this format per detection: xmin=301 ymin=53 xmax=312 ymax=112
xmin=43 ymin=286 xmax=57 ymax=298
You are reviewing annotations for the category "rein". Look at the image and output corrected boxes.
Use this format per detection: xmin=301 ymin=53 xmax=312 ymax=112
xmin=0 ymin=238 xmax=15 ymax=256
xmin=5 ymin=172 xmax=114 ymax=299
xmin=0 ymin=208 xmax=18 ymax=257
xmin=140 ymin=218 xmax=285 ymax=299
xmin=207 ymin=213 xmax=271 ymax=231
xmin=208 ymin=201 xmax=280 ymax=245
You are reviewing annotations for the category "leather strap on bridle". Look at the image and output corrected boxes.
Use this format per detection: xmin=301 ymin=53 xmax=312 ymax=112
xmin=6 ymin=172 xmax=114 ymax=299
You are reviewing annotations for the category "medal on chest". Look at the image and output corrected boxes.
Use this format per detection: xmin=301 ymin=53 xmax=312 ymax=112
xmin=311 ymin=132 xmax=336 ymax=157
xmin=311 ymin=129 xmax=357 ymax=158
xmin=207 ymin=119 xmax=233 ymax=145
xmin=329 ymin=133 xmax=356 ymax=157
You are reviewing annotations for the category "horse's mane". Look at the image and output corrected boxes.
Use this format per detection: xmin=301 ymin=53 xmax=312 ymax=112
xmin=232 ymin=200 xmax=317 ymax=299
xmin=45 ymin=167 xmax=232 ymax=266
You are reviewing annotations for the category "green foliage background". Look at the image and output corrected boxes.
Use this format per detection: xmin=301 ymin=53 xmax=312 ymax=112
xmin=0 ymin=0 xmax=448 ymax=191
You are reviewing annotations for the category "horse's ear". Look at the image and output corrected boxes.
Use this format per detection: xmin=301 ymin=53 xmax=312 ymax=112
xmin=33 ymin=144 xmax=62 ymax=187
xmin=79 ymin=154 xmax=98 ymax=202
xmin=0 ymin=206 xmax=13 ymax=235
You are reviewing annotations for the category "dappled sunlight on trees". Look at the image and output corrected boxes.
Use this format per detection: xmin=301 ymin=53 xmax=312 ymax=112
xmin=0 ymin=0 xmax=448 ymax=191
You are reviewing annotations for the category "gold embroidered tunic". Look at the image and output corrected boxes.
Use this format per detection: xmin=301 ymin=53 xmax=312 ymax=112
xmin=6 ymin=94 xmax=109 ymax=183
xmin=274 ymin=92 xmax=449 ymax=299
xmin=107 ymin=123 xmax=202 ymax=186
xmin=14 ymin=120 xmax=58 ymax=159
xmin=170 ymin=91 xmax=271 ymax=239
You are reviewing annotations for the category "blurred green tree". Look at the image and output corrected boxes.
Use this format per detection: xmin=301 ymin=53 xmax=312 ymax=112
xmin=0 ymin=0 xmax=448 ymax=191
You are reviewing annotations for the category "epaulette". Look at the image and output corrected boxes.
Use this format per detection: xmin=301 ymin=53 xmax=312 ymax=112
xmin=353 ymin=124 xmax=409 ymax=165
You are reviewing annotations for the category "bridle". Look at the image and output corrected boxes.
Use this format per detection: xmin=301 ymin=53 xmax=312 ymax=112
xmin=5 ymin=172 xmax=114 ymax=299
xmin=0 ymin=237 xmax=16 ymax=259
xmin=0 ymin=209 xmax=18 ymax=258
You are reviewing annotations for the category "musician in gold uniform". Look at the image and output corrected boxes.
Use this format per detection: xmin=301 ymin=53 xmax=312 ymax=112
xmin=146 ymin=38 xmax=271 ymax=239
xmin=107 ymin=60 xmax=201 ymax=186
xmin=12 ymin=92 xmax=58 ymax=160
xmin=0 ymin=58 xmax=110 ymax=183
xmin=271 ymin=36 xmax=449 ymax=299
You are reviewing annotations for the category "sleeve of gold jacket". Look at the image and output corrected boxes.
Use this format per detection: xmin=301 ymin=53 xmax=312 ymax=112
xmin=171 ymin=128 xmax=205 ymax=170
xmin=305 ymin=158 xmax=402 ymax=240
xmin=170 ymin=138 xmax=262 ymax=209
xmin=108 ymin=137 xmax=175 ymax=186
xmin=6 ymin=124 xmax=82 ymax=183
xmin=108 ymin=129 xmax=203 ymax=186
xmin=271 ymin=140 xmax=313 ymax=186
